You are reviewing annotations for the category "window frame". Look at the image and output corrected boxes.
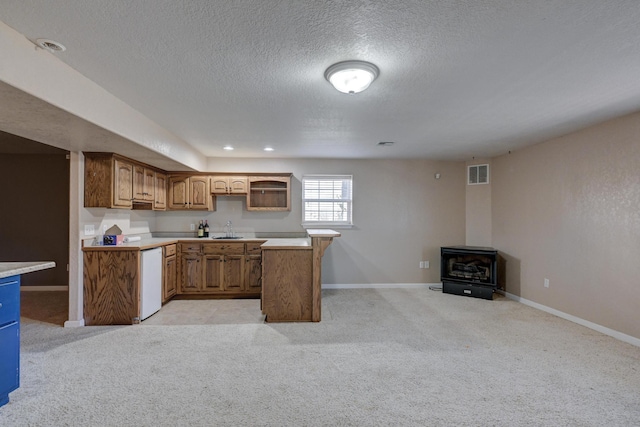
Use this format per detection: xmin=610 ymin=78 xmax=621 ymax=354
xmin=301 ymin=174 xmax=353 ymax=229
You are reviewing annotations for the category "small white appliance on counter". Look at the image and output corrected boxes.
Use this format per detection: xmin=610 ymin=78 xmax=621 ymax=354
xmin=140 ymin=247 xmax=162 ymax=320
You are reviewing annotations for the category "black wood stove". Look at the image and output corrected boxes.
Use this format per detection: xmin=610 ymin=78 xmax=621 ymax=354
xmin=440 ymin=246 xmax=504 ymax=300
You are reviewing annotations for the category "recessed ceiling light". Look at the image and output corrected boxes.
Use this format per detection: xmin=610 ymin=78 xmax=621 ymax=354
xmin=264 ymin=147 xmax=275 ymax=152
xmin=35 ymin=38 xmax=66 ymax=53
xmin=378 ymin=141 xmax=395 ymax=146
xmin=223 ymin=145 xmax=234 ymax=151
xmin=325 ymin=60 xmax=379 ymax=94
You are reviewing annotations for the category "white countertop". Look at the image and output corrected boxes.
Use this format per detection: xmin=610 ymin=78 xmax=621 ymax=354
xmin=82 ymin=230 xmax=339 ymax=251
xmin=0 ymin=261 xmax=56 ymax=279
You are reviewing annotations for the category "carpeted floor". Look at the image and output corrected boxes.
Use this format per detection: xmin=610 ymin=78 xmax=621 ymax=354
xmin=3 ymin=288 xmax=640 ymax=426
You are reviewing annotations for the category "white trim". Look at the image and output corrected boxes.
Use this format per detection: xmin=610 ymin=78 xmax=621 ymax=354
xmin=322 ymin=283 xmax=436 ymax=289
xmin=64 ymin=319 xmax=85 ymax=328
xmin=20 ymin=285 xmax=69 ymax=291
xmin=504 ymin=292 xmax=640 ymax=348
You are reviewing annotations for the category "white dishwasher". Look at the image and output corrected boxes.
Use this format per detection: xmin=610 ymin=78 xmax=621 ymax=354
xmin=140 ymin=247 xmax=162 ymax=320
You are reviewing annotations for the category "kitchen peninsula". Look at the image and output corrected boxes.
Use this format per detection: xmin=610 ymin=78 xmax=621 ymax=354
xmin=1 ymin=261 xmax=56 ymax=407
xmin=82 ymin=230 xmax=340 ymax=325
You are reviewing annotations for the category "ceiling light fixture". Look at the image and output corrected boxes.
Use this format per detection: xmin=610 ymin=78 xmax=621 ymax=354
xmin=35 ymin=38 xmax=66 ymax=53
xmin=264 ymin=147 xmax=275 ymax=152
xmin=324 ymin=60 xmax=379 ymax=94
xmin=223 ymin=145 xmax=234 ymax=151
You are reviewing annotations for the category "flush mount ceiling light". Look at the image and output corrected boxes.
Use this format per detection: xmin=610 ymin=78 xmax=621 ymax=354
xmin=223 ymin=145 xmax=234 ymax=151
xmin=263 ymin=147 xmax=275 ymax=152
xmin=324 ymin=60 xmax=379 ymax=94
xmin=35 ymin=38 xmax=66 ymax=53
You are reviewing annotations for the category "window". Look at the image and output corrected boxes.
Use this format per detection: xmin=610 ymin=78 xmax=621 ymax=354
xmin=302 ymin=175 xmax=353 ymax=228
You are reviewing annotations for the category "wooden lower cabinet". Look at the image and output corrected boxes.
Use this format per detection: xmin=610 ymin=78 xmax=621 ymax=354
xmin=261 ymin=248 xmax=313 ymax=322
xmin=177 ymin=241 xmax=264 ymax=297
xmin=83 ymin=250 xmax=139 ymax=325
xmin=163 ymin=244 xmax=177 ymax=303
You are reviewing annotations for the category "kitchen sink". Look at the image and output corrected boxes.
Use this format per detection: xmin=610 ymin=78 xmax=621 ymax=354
xmin=212 ymin=236 xmax=243 ymax=239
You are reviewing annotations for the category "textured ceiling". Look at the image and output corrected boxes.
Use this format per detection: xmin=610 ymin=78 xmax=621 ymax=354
xmin=1 ymin=0 xmax=640 ymax=161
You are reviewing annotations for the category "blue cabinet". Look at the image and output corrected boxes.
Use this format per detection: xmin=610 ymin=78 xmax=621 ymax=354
xmin=0 ymin=275 xmax=20 ymax=407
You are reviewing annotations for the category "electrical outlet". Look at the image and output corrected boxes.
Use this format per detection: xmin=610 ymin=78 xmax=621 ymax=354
xmin=102 ymin=224 xmax=108 ymax=233
xmin=190 ymin=223 xmax=195 ymax=231
xmin=84 ymin=225 xmax=95 ymax=236
xmin=544 ymin=278 xmax=549 ymax=288
xmin=424 ymin=260 xmax=429 ymax=269
xmin=419 ymin=261 xmax=424 ymax=268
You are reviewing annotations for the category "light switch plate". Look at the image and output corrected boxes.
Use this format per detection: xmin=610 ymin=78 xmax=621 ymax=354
xmin=84 ymin=225 xmax=95 ymax=236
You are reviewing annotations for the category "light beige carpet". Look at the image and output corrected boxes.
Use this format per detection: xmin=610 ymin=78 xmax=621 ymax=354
xmin=3 ymin=288 xmax=639 ymax=426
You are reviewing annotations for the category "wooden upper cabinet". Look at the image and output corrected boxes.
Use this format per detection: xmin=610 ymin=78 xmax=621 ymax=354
xmin=211 ymin=176 xmax=248 ymax=194
xmin=84 ymin=152 xmax=166 ymax=209
xmin=247 ymin=175 xmax=291 ymax=211
xmin=84 ymin=153 xmax=133 ymax=209
xmin=154 ymin=172 xmax=167 ymax=210
xmin=113 ymin=159 xmax=134 ymax=208
xmin=133 ymin=165 xmax=155 ymax=203
xmin=168 ymin=175 xmax=213 ymax=210
xmin=190 ymin=176 xmax=211 ymax=209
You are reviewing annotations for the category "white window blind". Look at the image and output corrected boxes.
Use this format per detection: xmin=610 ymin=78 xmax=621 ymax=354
xmin=302 ymin=175 xmax=353 ymax=227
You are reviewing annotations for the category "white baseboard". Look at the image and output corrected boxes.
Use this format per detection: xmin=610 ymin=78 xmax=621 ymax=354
xmin=21 ymin=285 xmax=69 ymax=291
xmin=323 ymin=283 xmax=438 ymax=289
xmin=504 ymin=292 xmax=640 ymax=348
xmin=64 ymin=319 xmax=85 ymax=328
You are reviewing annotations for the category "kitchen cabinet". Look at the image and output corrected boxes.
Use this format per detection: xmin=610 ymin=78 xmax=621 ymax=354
xmin=154 ymin=172 xmax=167 ymax=210
xmin=261 ymin=230 xmax=340 ymax=322
xmin=168 ymin=175 xmax=213 ymax=210
xmin=211 ymin=176 xmax=248 ymax=194
xmin=84 ymin=152 xmax=164 ymax=210
xmin=247 ymin=175 xmax=291 ymax=211
xmin=0 ymin=275 xmax=20 ymax=408
xmin=163 ymin=244 xmax=177 ymax=303
xmin=133 ymin=165 xmax=155 ymax=203
xmin=83 ymin=250 xmax=140 ymax=325
xmin=177 ymin=242 xmax=263 ymax=296
xmin=245 ymin=242 xmax=264 ymax=293
xmin=84 ymin=153 xmax=134 ymax=208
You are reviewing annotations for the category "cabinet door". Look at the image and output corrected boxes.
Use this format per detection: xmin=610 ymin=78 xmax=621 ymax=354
xmin=245 ymin=254 xmax=263 ymax=293
xmin=202 ymin=254 xmax=224 ymax=292
xmin=0 ymin=322 xmax=19 ymax=403
xmin=113 ymin=159 xmax=133 ymax=208
xmin=133 ymin=165 xmax=145 ymax=200
xmin=190 ymin=176 xmax=211 ymax=210
xmin=154 ymin=173 xmax=167 ymax=210
xmin=211 ymin=177 xmax=229 ymax=194
xmin=163 ymin=254 xmax=177 ymax=302
xmin=168 ymin=176 xmax=189 ymax=209
xmin=144 ymin=169 xmax=155 ymax=201
xmin=228 ymin=177 xmax=248 ymax=194
xmin=223 ymin=255 xmax=244 ymax=291
xmin=179 ymin=253 xmax=201 ymax=293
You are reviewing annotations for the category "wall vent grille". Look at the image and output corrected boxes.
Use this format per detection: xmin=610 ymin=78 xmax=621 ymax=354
xmin=468 ymin=164 xmax=489 ymax=185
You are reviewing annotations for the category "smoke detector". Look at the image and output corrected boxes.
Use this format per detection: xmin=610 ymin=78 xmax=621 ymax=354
xmin=35 ymin=38 xmax=66 ymax=53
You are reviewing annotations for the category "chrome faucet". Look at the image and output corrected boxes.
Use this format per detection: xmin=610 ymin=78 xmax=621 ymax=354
xmin=224 ymin=220 xmax=233 ymax=238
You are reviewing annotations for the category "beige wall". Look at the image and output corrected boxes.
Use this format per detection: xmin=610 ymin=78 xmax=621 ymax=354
xmin=465 ymin=159 xmax=492 ymax=247
xmin=490 ymin=111 xmax=640 ymax=339
xmin=154 ymin=158 xmax=467 ymax=284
